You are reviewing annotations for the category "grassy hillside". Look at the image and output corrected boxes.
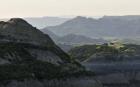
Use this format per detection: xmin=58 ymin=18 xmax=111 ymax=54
xmin=69 ymin=43 xmax=140 ymax=62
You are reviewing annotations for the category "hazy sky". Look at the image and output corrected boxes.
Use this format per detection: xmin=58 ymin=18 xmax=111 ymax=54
xmin=0 ymin=0 xmax=140 ymax=18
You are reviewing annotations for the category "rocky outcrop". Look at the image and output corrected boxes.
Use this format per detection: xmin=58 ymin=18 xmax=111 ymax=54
xmin=0 ymin=18 xmax=54 ymax=46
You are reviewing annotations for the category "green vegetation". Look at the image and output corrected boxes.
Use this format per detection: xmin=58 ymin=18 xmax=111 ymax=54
xmin=0 ymin=61 xmax=91 ymax=81
xmin=0 ymin=61 xmax=62 ymax=80
xmin=0 ymin=42 xmax=86 ymax=81
xmin=69 ymin=45 xmax=97 ymax=61
xmin=69 ymin=43 xmax=140 ymax=62
xmin=0 ymin=43 xmax=36 ymax=64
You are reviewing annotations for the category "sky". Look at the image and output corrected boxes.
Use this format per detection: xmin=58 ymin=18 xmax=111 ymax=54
xmin=0 ymin=0 xmax=140 ymax=18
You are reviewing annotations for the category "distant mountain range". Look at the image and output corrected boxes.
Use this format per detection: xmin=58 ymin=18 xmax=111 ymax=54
xmin=41 ymin=29 xmax=108 ymax=45
xmin=45 ymin=15 xmax=140 ymax=39
xmin=56 ymin=34 xmax=108 ymax=45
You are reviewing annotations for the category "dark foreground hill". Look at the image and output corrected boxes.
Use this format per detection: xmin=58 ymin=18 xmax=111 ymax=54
xmin=0 ymin=18 xmax=73 ymax=65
